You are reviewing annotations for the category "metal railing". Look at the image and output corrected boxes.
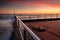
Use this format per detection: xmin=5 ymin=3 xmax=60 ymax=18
xmin=14 ymin=16 xmax=40 ymax=40
xmin=17 ymin=14 xmax=60 ymax=20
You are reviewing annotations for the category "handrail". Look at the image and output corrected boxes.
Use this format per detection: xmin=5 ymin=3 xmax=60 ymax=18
xmin=17 ymin=14 xmax=60 ymax=20
xmin=16 ymin=16 xmax=40 ymax=40
xmin=14 ymin=16 xmax=24 ymax=40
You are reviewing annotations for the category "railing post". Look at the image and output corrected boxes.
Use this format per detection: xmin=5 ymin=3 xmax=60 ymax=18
xmin=14 ymin=15 xmax=17 ymax=29
xmin=44 ymin=14 xmax=46 ymax=19
xmin=24 ymin=29 xmax=26 ymax=40
xmin=13 ymin=16 xmax=24 ymax=40
xmin=56 ymin=14 xmax=58 ymax=18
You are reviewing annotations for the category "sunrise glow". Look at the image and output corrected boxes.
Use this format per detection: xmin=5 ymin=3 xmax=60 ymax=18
xmin=0 ymin=0 xmax=60 ymax=14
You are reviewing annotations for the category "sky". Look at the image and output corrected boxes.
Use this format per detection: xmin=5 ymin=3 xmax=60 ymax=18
xmin=0 ymin=0 xmax=60 ymax=14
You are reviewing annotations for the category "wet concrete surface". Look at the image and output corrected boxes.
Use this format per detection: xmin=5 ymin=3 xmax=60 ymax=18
xmin=24 ymin=20 xmax=60 ymax=40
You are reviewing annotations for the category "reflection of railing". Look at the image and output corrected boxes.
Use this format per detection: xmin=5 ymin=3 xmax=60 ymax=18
xmin=14 ymin=16 xmax=40 ymax=40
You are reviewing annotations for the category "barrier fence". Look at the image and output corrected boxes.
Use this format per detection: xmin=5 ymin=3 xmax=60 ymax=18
xmin=17 ymin=14 xmax=60 ymax=20
xmin=14 ymin=16 xmax=40 ymax=40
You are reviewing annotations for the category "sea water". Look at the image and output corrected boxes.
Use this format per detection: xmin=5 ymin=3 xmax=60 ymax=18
xmin=0 ymin=15 xmax=14 ymax=40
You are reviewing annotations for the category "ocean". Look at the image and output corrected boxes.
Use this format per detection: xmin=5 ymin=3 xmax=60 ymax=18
xmin=0 ymin=14 xmax=14 ymax=40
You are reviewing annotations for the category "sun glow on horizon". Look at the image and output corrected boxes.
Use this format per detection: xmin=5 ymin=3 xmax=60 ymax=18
xmin=0 ymin=6 xmax=60 ymax=14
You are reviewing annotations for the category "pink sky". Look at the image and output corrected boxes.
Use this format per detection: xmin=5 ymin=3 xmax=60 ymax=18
xmin=0 ymin=0 xmax=60 ymax=14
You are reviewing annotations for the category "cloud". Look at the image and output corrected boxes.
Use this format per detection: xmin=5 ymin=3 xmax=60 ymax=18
xmin=21 ymin=0 xmax=60 ymax=4
xmin=0 ymin=0 xmax=60 ymax=8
